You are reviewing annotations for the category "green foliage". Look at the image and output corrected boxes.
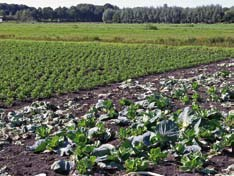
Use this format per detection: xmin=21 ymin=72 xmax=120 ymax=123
xmin=118 ymin=141 xmax=133 ymax=161
xmin=34 ymin=140 xmax=48 ymax=153
xmin=218 ymin=70 xmax=230 ymax=78
xmin=174 ymin=143 xmax=186 ymax=155
xmin=77 ymin=156 xmax=96 ymax=174
xmin=102 ymin=100 xmax=114 ymax=110
xmin=225 ymin=113 xmax=234 ymax=128
xmin=102 ymin=100 xmax=118 ymax=117
xmin=192 ymin=92 xmax=200 ymax=102
xmin=108 ymin=109 xmax=118 ymax=119
xmin=102 ymin=9 xmax=115 ymax=23
xmin=154 ymin=120 xmax=179 ymax=144
xmin=74 ymin=145 xmax=95 ymax=159
xmin=173 ymin=89 xmax=186 ymax=99
xmin=47 ymin=136 xmax=60 ymax=150
xmin=68 ymin=132 xmax=88 ymax=146
xmin=0 ymin=40 xmax=233 ymax=105
xmin=192 ymin=81 xmax=199 ymax=91
xmin=223 ymin=134 xmax=234 ymax=148
xmin=78 ymin=117 xmax=96 ymax=128
xmin=181 ymin=129 xmax=197 ymax=145
xmin=145 ymin=24 xmax=159 ymax=30
xmin=11 ymin=56 xmax=232 ymax=175
xmin=211 ymin=134 xmax=233 ymax=154
xmin=119 ymin=98 xmax=133 ymax=107
xmin=124 ymin=158 xmax=149 ymax=172
xmin=127 ymin=104 xmax=141 ymax=120
xmin=149 ymin=147 xmax=167 ymax=164
xmin=180 ymin=152 xmax=205 ymax=172
xmin=119 ymin=127 xmax=130 ymax=140
xmin=36 ymin=125 xmax=51 ymax=138
xmin=28 ymin=89 xmax=232 ymax=174
xmin=0 ymin=23 xmax=234 ymax=47
xmin=181 ymin=95 xmax=190 ymax=105
xmin=147 ymin=93 xmax=170 ymax=109
xmin=207 ymin=86 xmax=219 ymax=101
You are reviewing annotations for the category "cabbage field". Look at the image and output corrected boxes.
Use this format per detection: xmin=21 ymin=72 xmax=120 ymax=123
xmin=0 ymin=60 xmax=233 ymax=176
xmin=0 ymin=23 xmax=233 ymax=176
xmin=0 ymin=40 xmax=233 ymax=106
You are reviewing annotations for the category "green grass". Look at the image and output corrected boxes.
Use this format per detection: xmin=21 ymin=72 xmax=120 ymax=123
xmin=0 ymin=40 xmax=233 ymax=105
xmin=0 ymin=23 xmax=234 ymax=46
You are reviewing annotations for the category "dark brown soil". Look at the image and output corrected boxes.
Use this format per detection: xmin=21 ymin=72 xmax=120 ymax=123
xmin=0 ymin=59 xmax=233 ymax=176
xmin=0 ymin=136 xmax=65 ymax=176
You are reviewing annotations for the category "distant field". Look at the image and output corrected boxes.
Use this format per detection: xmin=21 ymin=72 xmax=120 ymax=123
xmin=0 ymin=23 xmax=233 ymax=105
xmin=0 ymin=40 xmax=233 ymax=105
xmin=0 ymin=23 xmax=234 ymax=46
xmin=1 ymin=21 xmax=233 ymax=176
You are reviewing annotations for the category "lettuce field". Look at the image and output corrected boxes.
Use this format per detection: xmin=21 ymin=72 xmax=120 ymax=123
xmin=0 ymin=40 xmax=233 ymax=105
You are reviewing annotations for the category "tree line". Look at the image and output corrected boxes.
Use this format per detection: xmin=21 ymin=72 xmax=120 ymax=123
xmin=0 ymin=3 xmax=118 ymax=22
xmin=0 ymin=3 xmax=233 ymax=23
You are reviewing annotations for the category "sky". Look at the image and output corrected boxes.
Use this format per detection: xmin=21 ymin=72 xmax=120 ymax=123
xmin=0 ymin=0 xmax=233 ymax=8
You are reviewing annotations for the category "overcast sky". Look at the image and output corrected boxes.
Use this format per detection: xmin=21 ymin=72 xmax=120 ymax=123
xmin=0 ymin=0 xmax=233 ymax=8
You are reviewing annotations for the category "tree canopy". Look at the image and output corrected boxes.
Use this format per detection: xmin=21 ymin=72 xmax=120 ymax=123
xmin=0 ymin=3 xmax=233 ymax=23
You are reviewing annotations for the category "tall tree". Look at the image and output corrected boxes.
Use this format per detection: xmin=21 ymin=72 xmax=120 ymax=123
xmin=16 ymin=9 xmax=34 ymax=21
xmin=42 ymin=7 xmax=54 ymax=21
xmin=102 ymin=9 xmax=115 ymax=23
xmin=224 ymin=7 xmax=234 ymax=22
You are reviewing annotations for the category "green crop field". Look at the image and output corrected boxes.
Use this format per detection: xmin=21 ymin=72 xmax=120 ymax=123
xmin=0 ymin=23 xmax=233 ymax=105
xmin=0 ymin=21 xmax=234 ymax=176
xmin=0 ymin=39 xmax=233 ymax=105
xmin=0 ymin=23 xmax=234 ymax=46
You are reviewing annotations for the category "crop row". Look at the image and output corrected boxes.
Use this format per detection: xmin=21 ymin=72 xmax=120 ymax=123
xmin=1 ymin=66 xmax=232 ymax=175
xmin=0 ymin=40 xmax=233 ymax=105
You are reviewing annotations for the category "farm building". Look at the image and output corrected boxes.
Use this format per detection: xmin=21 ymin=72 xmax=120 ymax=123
xmin=0 ymin=16 xmax=3 ymax=23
